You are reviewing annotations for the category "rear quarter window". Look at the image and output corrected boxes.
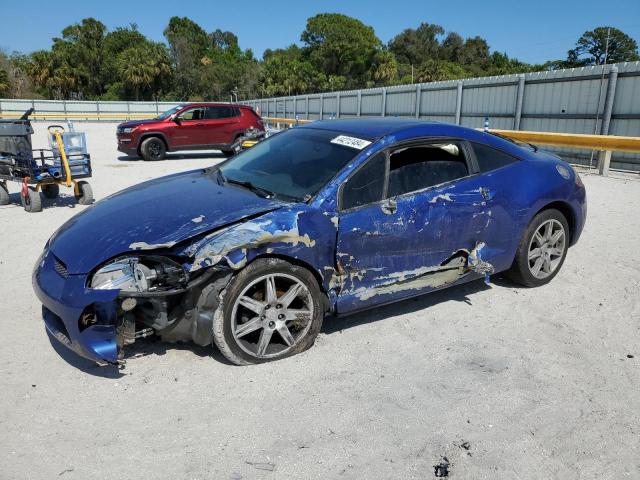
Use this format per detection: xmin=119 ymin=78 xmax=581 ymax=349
xmin=472 ymin=143 xmax=519 ymax=173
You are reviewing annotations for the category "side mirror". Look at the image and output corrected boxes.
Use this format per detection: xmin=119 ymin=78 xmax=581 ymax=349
xmin=170 ymin=114 xmax=181 ymax=125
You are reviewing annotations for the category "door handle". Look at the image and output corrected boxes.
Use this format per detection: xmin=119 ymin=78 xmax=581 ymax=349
xmin=380 ymin=198 xmax=397 ymax=215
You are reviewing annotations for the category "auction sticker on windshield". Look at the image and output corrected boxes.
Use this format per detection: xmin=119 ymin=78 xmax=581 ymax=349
xmin=330 ymin=135 xmax=372 ymax=150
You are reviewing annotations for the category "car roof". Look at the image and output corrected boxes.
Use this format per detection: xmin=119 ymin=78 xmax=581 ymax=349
xmin=181 ymin=103 xmax=250 ymax=108
xmin=300 ymin=118 xmax=435 ymax=139
xmin=298 ymin=118 xmax=533 ymax=158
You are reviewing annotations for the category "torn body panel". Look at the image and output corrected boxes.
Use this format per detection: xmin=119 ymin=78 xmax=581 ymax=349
xmin=334 ymin=169 xmax=511 ymax=313
xmin=181 ymin=207 xmax=337 ymax=285
xmin=338 ymin=243 xmax=493 ymax=310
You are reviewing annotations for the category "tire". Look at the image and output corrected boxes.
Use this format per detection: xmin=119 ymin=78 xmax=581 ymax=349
xmin=213 ymin=258 xmax=325 ymax=365
xmin=0 ymin=182 xmax=9 ymax=205
xmin=42 ymin=184 xmax=59 ymax=199
xmin=140 ymin=137 xmax=166 ymax=161
xmin=505 ymin=208 xmax=570 ymax=287
xmin=222 ymin=135 xmax=242 ymax=156
xmin=21 ymin=187 xmax=42 ymax=213
xmin=75 ymin=181 xmax=94 ymax=205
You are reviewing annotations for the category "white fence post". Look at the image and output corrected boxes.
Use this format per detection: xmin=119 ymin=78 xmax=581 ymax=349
xmin=514 ymin=75 xmax=526 ymax=130
xmin=455 ymin=81 xmax=463 ymax=125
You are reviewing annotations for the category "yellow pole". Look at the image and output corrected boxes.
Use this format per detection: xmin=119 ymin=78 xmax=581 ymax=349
xmin=48 ymin=126 xmax=72 ymax=188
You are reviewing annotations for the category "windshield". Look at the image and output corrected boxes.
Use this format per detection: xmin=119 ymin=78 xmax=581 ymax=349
xmin=219 ymin=128 xmax=366 ymax=201
xmin=155 ymin=106 xmax=183 ymax=120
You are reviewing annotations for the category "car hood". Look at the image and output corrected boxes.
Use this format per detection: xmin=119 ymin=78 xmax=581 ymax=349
xmin=48 ymin=169 xmax=284 ymax=274
xmin=118 ymin=119 xmax=161 ymax=129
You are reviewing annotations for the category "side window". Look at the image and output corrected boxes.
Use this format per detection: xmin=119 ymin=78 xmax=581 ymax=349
xmin=341 ymin=152 xmax=386 ymax=211
xmin=179 ymin=107 xmax=205 ymax=121
xmin=472 ymin=143 xmax=518 ymax=172
xmin=206 ymin=106 xmax=239 ymax=119
xmin=387 ymin=142 xmax=468 ymax=197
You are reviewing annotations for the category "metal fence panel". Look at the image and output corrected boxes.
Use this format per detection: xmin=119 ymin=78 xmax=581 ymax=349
xmin=360 ymin=91 xmax=383 ymax=116
xmin=340 ymin=94 xmax=358 ymax=116
xmin=419 ymin=87 xmax=457 ymax=116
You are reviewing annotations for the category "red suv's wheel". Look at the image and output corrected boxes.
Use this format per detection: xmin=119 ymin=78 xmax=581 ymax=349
xmin=140 ymin=137 xmax=167 ymax=161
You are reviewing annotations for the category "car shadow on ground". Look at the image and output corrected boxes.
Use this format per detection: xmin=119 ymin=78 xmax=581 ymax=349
xmin=322 ymin=278 xmax=495 ymax=335
xmin=47 ymin=330 xmax=233 ymax=379
xmin=117 ymin=152 xmax=228 ymax=162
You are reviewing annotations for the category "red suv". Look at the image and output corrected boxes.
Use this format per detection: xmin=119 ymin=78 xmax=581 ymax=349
xmin=117 ymin=103 xmax=264 ymax=161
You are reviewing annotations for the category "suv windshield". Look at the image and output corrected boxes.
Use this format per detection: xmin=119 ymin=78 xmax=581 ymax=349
xmin=155 ymin=106 xmax=183 ymax=120
xmin=219 ymin=128 xmax=366 ymax=201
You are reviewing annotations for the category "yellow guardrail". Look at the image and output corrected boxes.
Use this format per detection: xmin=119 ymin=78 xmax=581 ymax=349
xmin=488 ymin=129 xmax=640 ymax=154
xmin=262 ymin=116 xmax=312 ymax=126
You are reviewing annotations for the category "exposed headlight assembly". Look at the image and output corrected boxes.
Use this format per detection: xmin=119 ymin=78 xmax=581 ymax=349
xmin=90 ymin=256 xmax=187 ymax=293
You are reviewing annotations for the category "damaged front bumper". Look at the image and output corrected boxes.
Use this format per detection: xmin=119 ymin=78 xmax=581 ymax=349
xmin=33 ymin=249 xmax=121 ymax=364
xmin=34 ymin=248 xmax=230 ymax=365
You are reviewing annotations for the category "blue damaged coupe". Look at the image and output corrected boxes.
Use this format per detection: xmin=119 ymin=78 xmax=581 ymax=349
xmin=33 ymin=119 xmax=586 ymax=366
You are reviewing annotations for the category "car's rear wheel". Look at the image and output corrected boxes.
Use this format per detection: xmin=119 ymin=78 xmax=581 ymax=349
xmin=222 ymin=135 xmax=242 ymax=156
xmin=213 ymin=258 xmax=324 ymax=365
xmin=140 ymin=137 xmax=166 ymax=161
xmin=505 ymin=208 xmax=569 ymax=287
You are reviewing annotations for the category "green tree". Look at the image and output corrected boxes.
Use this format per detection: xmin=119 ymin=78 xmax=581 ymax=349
xmin=388 ymin=22 xmax=444 ymax=66
xmin=371 ymin=50 xmax=398 ymax=85
xmin=458 ymin=36 xmax=491 ymax=70
xmin=259 ymin=45 xmax=324 ymax=96
xmin=567 ymin=27 xmax=639 ymax=65
xmin=52 ymin=17 xmax=107 ymax=98
xmin=118 ymin=42 xmax=172 ymax=100
xmin=440 ymin=32 xmax=464 ymax=62
xmin=103 ymin=25 xmax=147 ymax=87
xmin=26 ymin=50 xmax=60 ymax=97
xmin=163 ymin=16 xmax=210 ymax=99
xmin=301 ymin=13 xmax=381 ymax=87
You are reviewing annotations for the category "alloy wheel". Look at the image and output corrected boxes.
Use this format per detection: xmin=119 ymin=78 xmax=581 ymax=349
xmin=231 ymin=273 xmax=314 ymax=359
xmin=527 ymin=219 xmax=566 ymax=279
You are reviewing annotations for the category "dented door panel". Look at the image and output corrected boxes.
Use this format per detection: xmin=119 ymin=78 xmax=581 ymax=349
xmin=335 ymin=172 xmax=513 ymax=314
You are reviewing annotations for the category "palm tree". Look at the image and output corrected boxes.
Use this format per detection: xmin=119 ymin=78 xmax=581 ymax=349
xmin=27 ymin=50 xmax=56 ymax=93
xmin=118 ymin=45 xmax=155 ymax=100
xmin=119 ymin=42 xmax=172 ymax=100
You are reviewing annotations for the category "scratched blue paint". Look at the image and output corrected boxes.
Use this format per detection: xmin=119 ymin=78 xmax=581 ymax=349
xmin=33 ymin=119 xmax=586 ymax=364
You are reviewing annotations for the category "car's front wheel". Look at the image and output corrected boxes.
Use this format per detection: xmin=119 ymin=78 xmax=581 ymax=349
xmin=213 ymin=258 xmax=324 ymax=365
xmin=140 ymin=137 xmax=166 ymax=161
xmin=506 ymin=208 xmax=569 ymax=287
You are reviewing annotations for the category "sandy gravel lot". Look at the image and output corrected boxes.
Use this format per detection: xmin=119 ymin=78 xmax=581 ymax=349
xmin=1 ymin=122 xmax=639 ymax=479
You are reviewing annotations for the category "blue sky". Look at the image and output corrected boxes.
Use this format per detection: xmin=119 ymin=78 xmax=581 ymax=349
xmin=1 ymin=0 xmax=639 ymax=64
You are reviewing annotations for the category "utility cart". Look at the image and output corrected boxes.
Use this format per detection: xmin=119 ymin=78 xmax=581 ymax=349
xmin=0 ymin=109 xmax=93 ymax=212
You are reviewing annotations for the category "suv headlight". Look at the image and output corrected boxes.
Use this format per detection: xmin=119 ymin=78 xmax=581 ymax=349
xmin=90 ymin=256 xmax=187 ymax=293
xmin=121 ymin=127 xmax=136 ymax=134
